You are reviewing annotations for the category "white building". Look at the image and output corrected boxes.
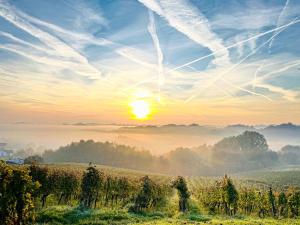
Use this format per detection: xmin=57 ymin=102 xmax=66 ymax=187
xmin=0 ymin=143 xmax=13 ymax=158
xmin=6 ymin=158 xmax=24 ymax=165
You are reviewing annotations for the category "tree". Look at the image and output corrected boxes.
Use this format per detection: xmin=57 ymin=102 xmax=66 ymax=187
xmin=24 ymin=155 xmax=44 ymax=164
xmin=80 ymin=165 xmax=103 ymax=208
xmin=288 ymin=189 xmax=300 ymax=217
xmin=132 ymin=176 xmax=155 ymax=212
xmin=268 ymin=187 xmax=277 ymax=218
xmin=220 ymin=175 xmax=239 ymax=215
xmin=172 ymin=176 xmax=190 ymax=212
xmin=257 ymin=191 xmax=269 ymax=218
xmin=278 ymin=192 xmax=288 ymax=217
xmin=29 ymin=165 xmax=59 ymax=207
xmin=239 ymin=188 xmax=256 ymax=215
xmin=57 ymin=171 xmax=80 ymax=204
xmin=237 ymin=131 xmax=268 ymax=152
xmin=0 ymin=162 xmax=40 ymax=225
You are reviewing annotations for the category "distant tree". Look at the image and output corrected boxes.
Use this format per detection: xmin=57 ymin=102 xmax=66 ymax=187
xmin=80 ymin=165 xmax=103 ymax=208
xmin=0 ymin=162 xmax=40 ymax=225
xmin=237 ymin=131 xmax=268 ymax=152
xmin=220 ymin=175 xmax=239 ymax=215
xmin=24 ymin=155 xmax=44 ymax=164
xmin=279 ymin=145 xmax=300 ymax=165
xmin=172 ymin=176 xmax=190 ymax=212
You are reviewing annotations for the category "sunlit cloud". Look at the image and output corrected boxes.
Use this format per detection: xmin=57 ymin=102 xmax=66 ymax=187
xmin=0 ymin=0 xmax=299 ymax=124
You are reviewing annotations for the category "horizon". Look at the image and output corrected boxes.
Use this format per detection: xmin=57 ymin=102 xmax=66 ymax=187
xmin=0 ymin=121 xmax=299 ymax=127
xmin=0 ymin=0 xmax=300 ymax=125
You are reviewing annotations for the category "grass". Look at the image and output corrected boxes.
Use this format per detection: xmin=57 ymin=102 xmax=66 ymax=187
xmin=33 ymin=163 xmax=300 ymax=224
xmin=35 ymin=206 xmax=300 ymax=225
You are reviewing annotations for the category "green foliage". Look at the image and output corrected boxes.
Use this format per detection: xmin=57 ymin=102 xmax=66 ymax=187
xmin=56 ymin=170 xmax=80 ymax=204
xmin=80 ymin=165 xmax=103 ymax=208
xmin=43 ymin=140 xmax=156 ymax=172
xmin=24 ymin=155 xmax=44 ymax=164
xmin=278 ymin=192 xmax=288 ymax=217
xmin=0 ymin=162 xmax=40 ymax=225
xmin=3 ymin=161 xmax=300 ymax=224
xmin=213 ymin=131 xmax=277 ymax=173
xmin=131 ymin=176 xmax=167 ymax=212
xmin=172 ymin=176 xmax=190 ymax=212
xmin=220 ymin=175 xmax=239 ymax=215
xmin=238 ymin=188 xmax=256 ymax=215
xmin=287 ymin=188 xmax=300 ymax=217
xmin=268 ymin=187 xmax=277 ymax=217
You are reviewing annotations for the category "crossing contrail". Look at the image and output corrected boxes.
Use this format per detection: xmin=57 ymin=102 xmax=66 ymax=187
xmin=121 ymin=19 xmax=300 ymax=97
xmin=168 ymin=18 xmax=300 ymax=73
xmin=269 ymin=0 xmax=290 ymax=51
xmin=185 ymin=21 xmax=294 ymax=103
xmin=253 ymin=0 xmax=291 ymax=90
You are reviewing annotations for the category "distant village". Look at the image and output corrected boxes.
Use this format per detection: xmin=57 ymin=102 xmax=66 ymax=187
xmin=0 ymin=143 xmax=24 ymax=164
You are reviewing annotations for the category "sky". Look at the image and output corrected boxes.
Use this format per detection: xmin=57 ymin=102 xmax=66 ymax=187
xmin=0 ymin=0 xmax=300 ymax=125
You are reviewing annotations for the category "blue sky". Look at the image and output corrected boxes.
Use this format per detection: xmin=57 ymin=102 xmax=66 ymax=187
xmin=0 ymin=0 xmax=300 ymax=124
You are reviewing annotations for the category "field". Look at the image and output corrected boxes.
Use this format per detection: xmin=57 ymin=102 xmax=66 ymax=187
xmin=2 ymin=162 xmax=300 ymax=224
xmin=14 ymin=163 xmax=296 ymax=225
xmin=36 ymin=206 xmax=300 ymax=225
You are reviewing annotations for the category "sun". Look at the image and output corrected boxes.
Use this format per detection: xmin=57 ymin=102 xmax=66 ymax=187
xmin=130 ymin=99 xmax=150 ymax=119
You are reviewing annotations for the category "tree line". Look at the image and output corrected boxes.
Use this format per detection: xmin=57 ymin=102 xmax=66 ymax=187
xmin=41 ymin=131 xmax=299 ymax=176
xmin=1 ymin=161 xmax=300 ymax=224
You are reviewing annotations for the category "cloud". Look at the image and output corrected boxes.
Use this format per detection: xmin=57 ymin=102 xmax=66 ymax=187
xmin=268 ymin=0 xmax=291 ymax=51
xmin=168 ymin=18 xmax=300 ymax=72
xmin=147 ymin=10 xmax=164 ymax=87
xmin=0 ymin=1 xmax=103 ymax=80
xmin=138 ymin=0 xmax=230 ymax=67
xmin=256 ymin=83 xmax=298 ymax=101
xmin=211 ymin=5 xmax=281 ymax=30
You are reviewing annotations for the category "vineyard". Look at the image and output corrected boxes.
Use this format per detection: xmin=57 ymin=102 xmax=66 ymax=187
xmin=1 ymin=162 xmax=300 ymax=225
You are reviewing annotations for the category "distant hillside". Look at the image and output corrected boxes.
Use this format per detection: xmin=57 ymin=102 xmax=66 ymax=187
xmin=117 ymin=123 xmax=300 ymax=150
xmin=42 ymin=131 xmax=299 ymax=176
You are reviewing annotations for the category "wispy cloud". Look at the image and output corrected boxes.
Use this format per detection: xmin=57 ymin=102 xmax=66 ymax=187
xmin=255 ymin=83 xmax=298 ymax=101
xmin=0 ymin=1 xmax=103 ymax=80
xmin=169 ymin=19 xmax=300 ymax=72
xmin=147 ymin=10 xmax=164 ymax=91
xmin=138 ymin=0 xmax=230 ymax=67
xmin=268 ymin=0 xmax=291 ymax=51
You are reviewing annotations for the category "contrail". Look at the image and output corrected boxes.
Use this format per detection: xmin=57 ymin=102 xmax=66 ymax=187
xmin=122 ymin=19 xmax=300 ymax=96
xmin=168 ymin=18 xmax=300 ymax=73
xmin=224 ymin=59 xmax=300 ymax=100
xmin=147 ymin=9 xmax=164 ymax=98
xmin=252 ymin=63 xmax=265 ymax=91
xmin=269 ymin=0 xmax=290 ymax=51
xmin=185 ymin=21 xmax=294 ymax=103
xmin=220 ymin=77 xmax=273 ymax=101
xmin=252 ymin=0 xmax=291 ymax=90
xmin=257 ymin=60 xmax=300 ymax=82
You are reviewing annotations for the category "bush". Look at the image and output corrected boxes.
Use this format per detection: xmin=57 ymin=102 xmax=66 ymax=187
xmin=0 ymin=162 xmax=40 ymax=225
xmin=24 ymin=155 xmax=44 ymax=164
xmin=80 ymin=165 xmax=104 ymax=208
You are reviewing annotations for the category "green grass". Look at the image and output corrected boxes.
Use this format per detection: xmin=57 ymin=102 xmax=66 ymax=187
xmin=35 ymin=206 xmax=300 ymax=225
xmin=33 ymin=163 xmax=300 ymax=224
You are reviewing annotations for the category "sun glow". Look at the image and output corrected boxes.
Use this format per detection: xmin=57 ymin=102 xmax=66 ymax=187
xmin=130 ymin=100 xmax=151 ymax=119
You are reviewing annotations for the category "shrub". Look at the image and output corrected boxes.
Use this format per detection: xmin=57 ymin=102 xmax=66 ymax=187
xmin=0 ymin=162 xmax=40 ymax=225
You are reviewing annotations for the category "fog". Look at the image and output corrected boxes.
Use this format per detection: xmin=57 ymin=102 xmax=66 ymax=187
xmin=1 ymin=123 xmax=299 ymax=155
